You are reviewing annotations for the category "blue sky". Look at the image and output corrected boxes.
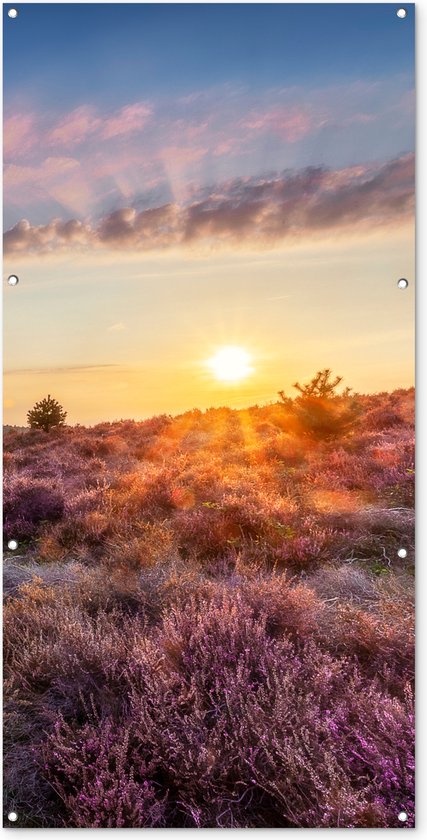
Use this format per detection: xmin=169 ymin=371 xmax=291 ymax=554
xmin=4 ymin=4 xmax=415 ymax=110
xmin=4 ymin=3 xmax=415 ymax=230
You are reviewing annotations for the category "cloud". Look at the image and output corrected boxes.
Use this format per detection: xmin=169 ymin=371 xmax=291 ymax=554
xmin=4 ymin=156 xmax=79 ymax=190
xmin=101 ymin=103 xmax=152 ymax=140
xmin=3 ymin=156 xmax=95 ymax=217
xmin=4 ymin=154 xmax=414 ymax=258
xmin=36 ymin=101 xmax=205 ymax=160
xmin=45 ymin=102 xmax=152 ymax=148
xmin=108 ymin=322 xmax=127 ymax=331
xmin=243 ymin=106 xmax=317 ymax=141
xmin=4 ymin=78 xmax=414 ymax=228
xmin=97 ymin=204 xmax=182 ymax=247
xmin=4 ymin=217 xmax=93 ymax=253
xmin=4 ymin=364 xmax=118 ymax=376
xmin=47 ymin=106 xmax=102 ymax=147
xmin=4 ymin=113 xmax=38 ymax=158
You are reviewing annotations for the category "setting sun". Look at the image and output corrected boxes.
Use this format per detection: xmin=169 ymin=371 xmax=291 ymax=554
xmin=208 ymin=346 xmax=253 ymax=383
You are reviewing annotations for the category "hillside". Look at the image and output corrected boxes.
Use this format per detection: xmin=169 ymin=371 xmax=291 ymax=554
xmin=3 ymin=388 xmax=415 ymax=827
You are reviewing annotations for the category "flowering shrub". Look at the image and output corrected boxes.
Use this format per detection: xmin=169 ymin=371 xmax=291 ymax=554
xmin=3 ymin=475 xmax=65 ymax=540
xmin=42 ymin=718 xmax=166 ymax=827
xmin=365 ymin=405 xmax=405 ymax=431
xmin=4 ymin=585 xmax=413 ymax=828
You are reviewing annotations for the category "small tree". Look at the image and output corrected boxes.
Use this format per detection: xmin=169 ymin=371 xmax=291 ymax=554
xmin=293 ymin=368 xmax=351 ymax=399
xmin=27 ymin=395 xmax=67 ymax=432
xmin=279 ymin=370 xmax=359 ymax=440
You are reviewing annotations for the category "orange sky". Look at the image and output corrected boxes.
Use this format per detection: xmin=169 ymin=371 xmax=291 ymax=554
xmin=3 ymin=224 xmax=414 ymax=427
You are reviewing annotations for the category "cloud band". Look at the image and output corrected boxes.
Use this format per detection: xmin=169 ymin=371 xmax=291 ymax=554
xmin=4 ymin=154 xmax=414 ymax=257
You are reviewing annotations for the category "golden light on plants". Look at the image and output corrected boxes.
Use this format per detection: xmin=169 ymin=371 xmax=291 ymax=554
xmin=207 ymin=346 xmax=254 ymax=383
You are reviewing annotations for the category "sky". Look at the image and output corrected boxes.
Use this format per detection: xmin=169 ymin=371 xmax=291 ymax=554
xmin=3 ymin=3 xmax=415 ymax=425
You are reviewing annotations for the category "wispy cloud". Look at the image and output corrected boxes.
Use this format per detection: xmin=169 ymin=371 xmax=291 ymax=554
xmin=4 ymin=154 xmax=414 ymax=257
xmin=3 ymin=113 xmax=38 ymax=158
xmin=243 ymin=106 xmax=317 ymax=141
xmin=3 ymin=78 xmax=414 ymax=225
xmin=45 ymin=102 xmax=153 ymax=148
xmin=4 ymin=364 xmax=119 ymax=375
xmin=101 ymin=103 xmax=152 ymax=140
xmin=47 ymin=106 xmax=102 ymax=147
xmin=107 ymin=322 xmax=127 ymax=332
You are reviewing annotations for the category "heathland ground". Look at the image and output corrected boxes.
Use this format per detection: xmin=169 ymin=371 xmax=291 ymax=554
xmin=3 ymin=385 xmax=415 ymax=827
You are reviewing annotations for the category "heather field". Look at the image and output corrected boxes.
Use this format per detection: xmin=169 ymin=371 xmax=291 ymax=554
xmin=3 ymin=386 xmax=415 ymax=828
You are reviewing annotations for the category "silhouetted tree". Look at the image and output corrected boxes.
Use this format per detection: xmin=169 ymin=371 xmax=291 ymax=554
xmin=27 ymin=395 xmax=67 ymax=432
xmin=293 ymin=369 xmax=351 ymax=399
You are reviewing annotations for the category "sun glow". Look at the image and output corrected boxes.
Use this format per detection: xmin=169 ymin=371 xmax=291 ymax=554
xmin=208 ymin=346 xmax=253 ymax=383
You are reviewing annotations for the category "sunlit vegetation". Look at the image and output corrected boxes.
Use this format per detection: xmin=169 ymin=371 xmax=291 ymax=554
xmin=3 ymin=384 xmax=414 ymax=827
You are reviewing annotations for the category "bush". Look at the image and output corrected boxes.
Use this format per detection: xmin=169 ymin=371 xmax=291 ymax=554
xmin=292 ymin=395 xmax=360 ymax=440
xmin=42 ymin=718 xmax=167 ymax=828
xmin=364 ymin=405 xmax=405 ymax=431
xmin=3 ymin=477 xmax=65 ymax=540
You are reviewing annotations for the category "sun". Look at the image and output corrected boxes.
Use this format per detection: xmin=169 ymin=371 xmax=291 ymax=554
xmin=208 ymin=346 xmax=253 ymax=383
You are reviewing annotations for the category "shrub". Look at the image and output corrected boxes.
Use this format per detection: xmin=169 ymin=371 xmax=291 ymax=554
xmin=3 ymin=476 xmax=65 ymax=540
xmin=42 ymin=718 xmax=167 ymax=828
xmin=365 ymin=406 xmax=405 ymax=431
xmin=259 ymin=432 xmax=307 ymax=466
xmin=129 ymin=593 xmax=414 ymax=827
xmin=292 ymin=394 xmax=360 ymax=441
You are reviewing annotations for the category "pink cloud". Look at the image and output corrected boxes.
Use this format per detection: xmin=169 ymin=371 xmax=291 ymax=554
xmin=4 ymin=113 xmax=38 ymax=159
xmin=4 ymin=157 xmax=79 ymax=190
xmin=3 ymin=156 xmax=93 ymax=216
xmin=47 ymin=170 xmax=95 ymax=216
xmin=47 ymin=106 xmax=101 ymax=147
xmin=46 ymin=102 xmax=152 ymax=148
xmin=4 ymin=78 xmax=414 ymax=226
xmin=213 ymin=136 xmax=246 ymax=157
xmin=244 ymin=106 xmax=316 ymax=142
xmin=101 ymin=103 xmax=152 ymax=139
